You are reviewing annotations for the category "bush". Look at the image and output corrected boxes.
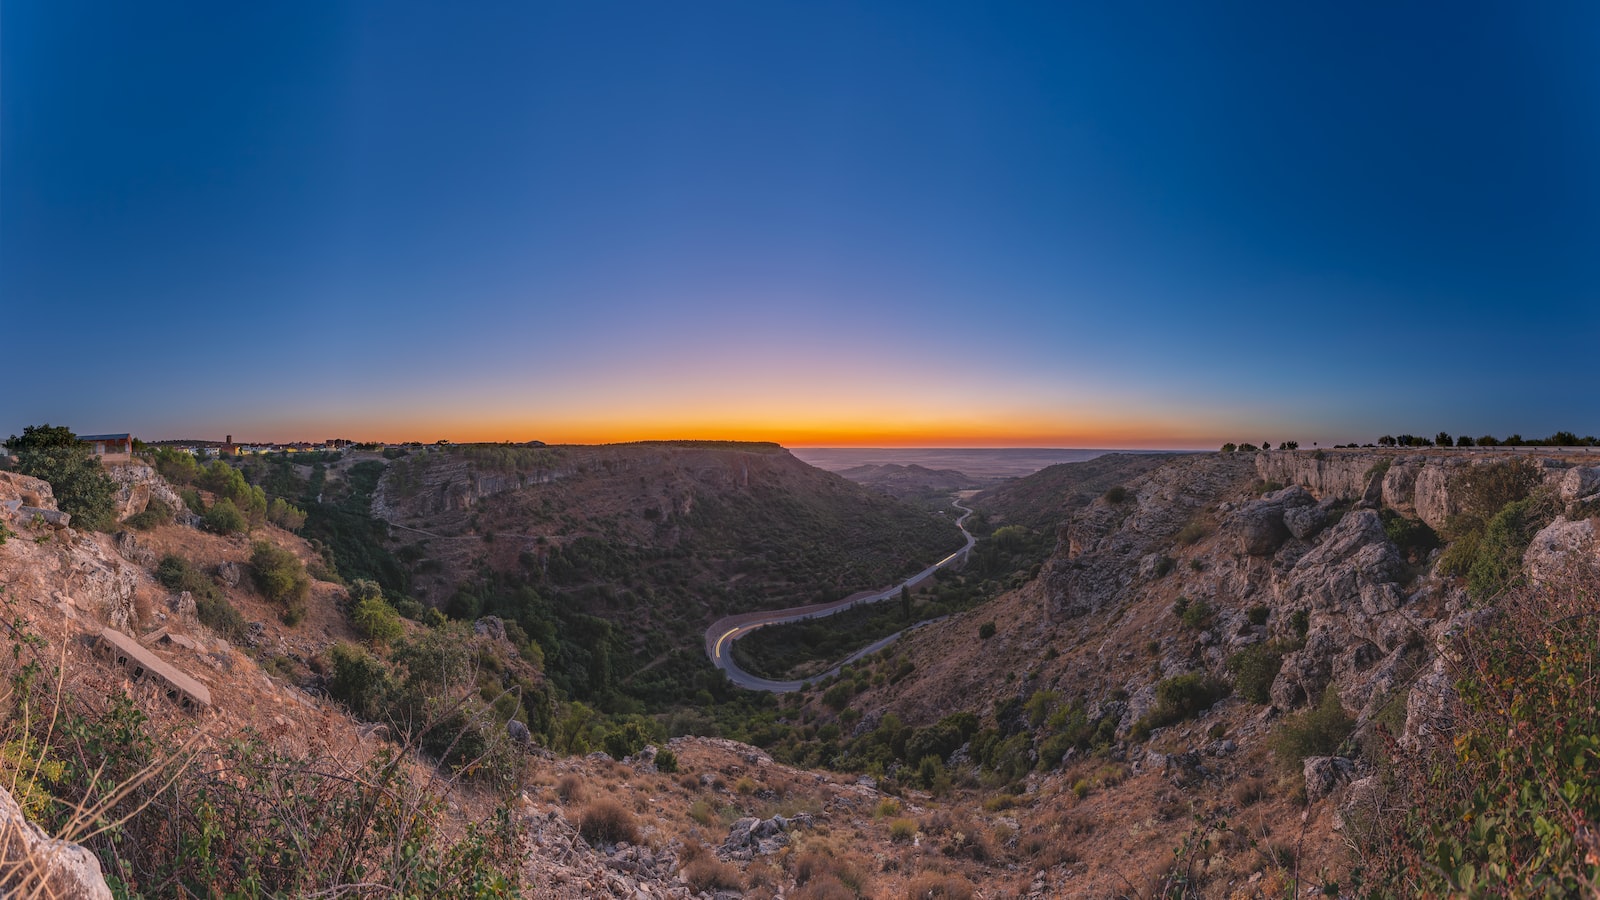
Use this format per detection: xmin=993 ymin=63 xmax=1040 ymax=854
xmin=1178 ymin=597 xmax=1214 ymax=631
xmin=1246 ymin=605 xmax=1270 ymax=627
xmin=654 ymin=747 xmax=678 ymax=774
xmin=578 ymin=800 xmax=639 ymax=845
xmin=555 ymin=774 xmax=584 ymax=803
xmin=1369 ymin=570 xmax=1600 ymax=894
xmin=1227 ymin=641 xmax=1288 ymax=705
xmin=977 ymin=621 xmax=997 ymax=640
xmin=251 ymin=541 xmax=311 ymax=621
xmin=156 ymin=553 xmax=247 ymax=641
xmin=1380 ymin=510 xmax=1439 ymax=560
xmin=1103 ymin=486 xmax=1129 ymax=503
xmin=267 ymin=497 xmax=307 ymax=531
xmin=684 ymin=856 xmax=742 ymax=892
xmin=203 ymin=498 xmax=248 ymax=534
xmin=327 ymin=642 xmax=392 ymax=720
xmin=903 ymin=873 xmax=974 ymax=900
xmin=1465 ymin=494 xmax=1556 ymax=601
xmin=1175 ymin=520 xmax=1208 ymax=545
xmin=352 ymin=597 xmax=405 ymax=645
xmin=888 ymin=818 xmax=918 ymax=843
xmin=1138 ymin=674 xmax=1229 ymax=732
xmin=123 ymin=498 xmax=174 ymax=530
xmin=1271 ymin=686 xmax=1353 ymax=768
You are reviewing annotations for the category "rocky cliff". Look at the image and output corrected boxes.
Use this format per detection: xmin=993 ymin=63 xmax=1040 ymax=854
xmin=1254 ymin=447 xmax=1600 ymax=530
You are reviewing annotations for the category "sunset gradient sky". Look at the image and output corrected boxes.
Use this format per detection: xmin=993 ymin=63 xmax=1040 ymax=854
xmin=4 ymin=2 xmax=1597 ymax=447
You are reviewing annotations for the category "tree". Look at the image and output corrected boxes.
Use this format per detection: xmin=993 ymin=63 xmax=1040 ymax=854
xmin=1378 ymin=435 xmax=1397 ymax=447
xmin=1476 ymin=434 xmax=1500 ymax=447
xmin=1436 ymin=432 xmax=1453 ymax=448
xmin=900 ymin=585 xmax=912 ymax=622
xmin=3 ymin=424 xmax=117 ymax=530
xmin=1220 ymin=443 xmax=1237 ymax=453
xmin=1457 ymin=435 xmax=1475 ymax=447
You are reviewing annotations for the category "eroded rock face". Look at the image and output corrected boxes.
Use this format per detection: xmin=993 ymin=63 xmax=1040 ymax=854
xmin=1303 ymin=756 xmax=1357 ymax=804
xmin=106 ymin=463 xmax=187 ymax=523
xmin=1524 ymin=517 xmax=1598 ymax=585
xmin=0 ymin=783 xmax=113 ymax=899
xmin=1042 ymin=454 xmax=1258 ymax=619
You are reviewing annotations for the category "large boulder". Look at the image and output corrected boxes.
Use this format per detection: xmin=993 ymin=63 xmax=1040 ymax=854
xmin=1276 ymin=511 xmax=1402 ymax=616
xmin=1560 ymin=467 xmax=1600 ymax=502
xmin=1234 ymin=501 xmax=1290 ymax=556
xmin=1524 ymin=517 xmax=1597 ymax=585
xmin=0 ymin=783 xmax=113 ymax=899
xmin=1303 ymin=756 xmax=1357 ymax=804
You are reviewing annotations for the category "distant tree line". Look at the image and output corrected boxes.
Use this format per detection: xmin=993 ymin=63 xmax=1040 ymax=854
xmin=1223 ymin=431 xmax=1599 ymax=453
xmin=1372 ymin=431 xmax=1598 ymax=448
xmin=1220 ymin=441 xmax=1298 ymax=453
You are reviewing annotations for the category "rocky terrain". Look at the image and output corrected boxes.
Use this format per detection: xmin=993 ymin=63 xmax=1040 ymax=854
xmin=4 ymin=444 xmax=1599 ymax=897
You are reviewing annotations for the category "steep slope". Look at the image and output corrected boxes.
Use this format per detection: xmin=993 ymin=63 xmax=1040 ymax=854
xmin=771 ymin=448 xmax=1600 ymax=893
xmin=369 ymin=442 xmax=966 ymax=708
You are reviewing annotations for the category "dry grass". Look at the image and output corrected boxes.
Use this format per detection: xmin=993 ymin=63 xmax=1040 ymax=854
xmin=555 ymin=773 xmax=584 ymax=803
xmin=578 ymin=799 xmax=639 ymax=846
xmin=904 ymin=871 xmax=975 ymax=899
xmin=683 ymin=855 xmax=742 ymax=892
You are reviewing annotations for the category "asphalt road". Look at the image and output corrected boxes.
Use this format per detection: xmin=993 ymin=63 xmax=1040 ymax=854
xmin=704 ymin=498 xmax=976 ymax=693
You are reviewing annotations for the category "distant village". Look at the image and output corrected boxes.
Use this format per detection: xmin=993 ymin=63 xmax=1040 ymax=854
xmin=63 ymin=432 xmax=547 ymax=464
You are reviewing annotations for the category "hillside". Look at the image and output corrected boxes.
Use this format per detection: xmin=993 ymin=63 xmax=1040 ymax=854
xmin=364 ymin=442 xmax=965 ymax=709
xmin=832 ymin=463 xmax=989 ymax=501
xmin=971 ymin=452 xmax=1181 ymax=532
xmin=5 ymin=445 xmax=1600 ymax=897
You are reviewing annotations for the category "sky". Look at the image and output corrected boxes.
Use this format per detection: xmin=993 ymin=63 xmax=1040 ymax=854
xmin=3 ymin=1 xmax=1597 ymax=448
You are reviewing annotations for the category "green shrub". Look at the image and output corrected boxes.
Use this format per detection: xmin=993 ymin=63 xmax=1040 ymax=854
xmin=327 ymin=642 xmax=393 ymax=720
xmin=251 ymin=541 xmax=311 ymax=622
xmin=1290 ymin=609 xmax=1310 ymax=640
xmin=267 ymin=497 xmax=307 ymax=531
xmin=1103 ymin=486 xmax=1129 ymax=503
xmin=1270 ymin=686 xmax=1353 ymax=768
xmin=888 ymin=817 xmax=918 ymax=843
xmin=203 ymin=498 xmax=248 ymax=535
xmin=1380 ymin=510 xmax=1439 ymax=559
xmin=1465 ymin=494 xmax=1557 ymax=601
xmin=1227 ymin=641 xmax=1288 ymax=705
xmin=1138 ymin=674 xmax=1229 ymax=733
xmin=352 ymin=597 xmax=405 ymax=645
xmin=1246 ymin=605 xmax=1270 ymax=627
xmin=123 ymin=498 xmax=174 ymax=530
xmin=978 ymin=621 xmax=997 ymax=640
xmin=1152 ymin=556 xmax=1175 ymax=577
xmin=156 ymin=553 xmax=246 ymax=641
xmin=654 ymin=747 xmax=678 ymax=774
xmin=1178 ymin=598 xmax=1214 ymax=631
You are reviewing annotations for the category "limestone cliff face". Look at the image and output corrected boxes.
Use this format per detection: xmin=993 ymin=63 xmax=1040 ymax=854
xmin=106 ymin=462 xmax=189 ymax=522
xmin=1255 ymin=449 xmax=1596 ymax=531
xmin=0 ymin=471 xmax=147 ymax=632
xmin=1031 ymin=449 xmax=1600 ymax=756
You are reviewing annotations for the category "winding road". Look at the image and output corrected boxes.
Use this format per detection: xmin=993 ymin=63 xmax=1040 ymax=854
xmin=704 ymin=498 xmax=976 ymax=692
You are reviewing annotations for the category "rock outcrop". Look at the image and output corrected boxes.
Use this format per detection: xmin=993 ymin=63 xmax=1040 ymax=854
xmin=106 ymin=462 xmax=187 ymax=522
xmin=0 ymin=783 xmax=113 ymax=899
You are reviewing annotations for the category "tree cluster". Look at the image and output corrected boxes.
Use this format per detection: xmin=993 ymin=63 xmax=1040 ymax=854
xmin=3 ymin=424 xmax=117 ymax=530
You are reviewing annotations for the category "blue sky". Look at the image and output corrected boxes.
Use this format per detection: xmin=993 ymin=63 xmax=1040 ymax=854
xmin=4 ymin=1 xmax=1596 ymax=446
